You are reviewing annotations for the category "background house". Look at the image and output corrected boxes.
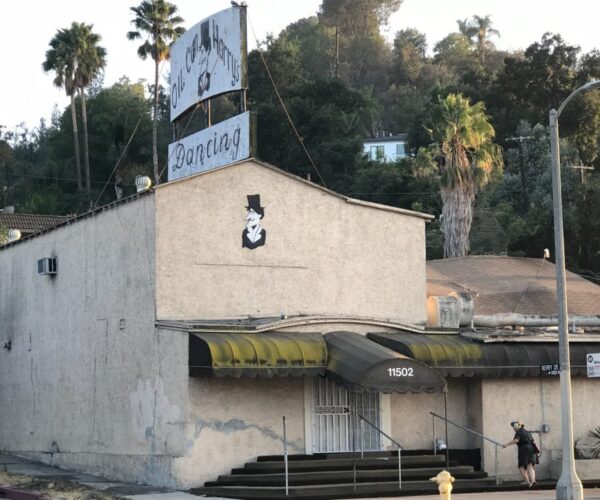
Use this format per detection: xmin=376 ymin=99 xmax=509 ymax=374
xmin=363 ymin=134 xmax=409 ymax=162
xmin=0 ymin=207 xmax=68 ymax=238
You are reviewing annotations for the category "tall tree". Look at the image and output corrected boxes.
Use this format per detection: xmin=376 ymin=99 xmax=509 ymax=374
xmin=70 ymin=22 xmax=106 ymax=196
xmin=456 ymin=15 xmax=500 ymax=65
xmin=391 ymin=28 xmax=427 ymax=86
xmin=319 ymin=0 xmax=402 ymax=38
xmin=43 ymin=27 xmax=83 ymax=192
xmin=127 ymin=0 xmax=185 ymax=185
xmin=415 ymin=93 xmax=502 ymax=257
xmin=471 ymin=15 xmax=500 ymax=64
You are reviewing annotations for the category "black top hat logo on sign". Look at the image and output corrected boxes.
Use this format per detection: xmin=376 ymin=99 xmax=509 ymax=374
xmin=242 ymin=194 xmax=266 ymax=249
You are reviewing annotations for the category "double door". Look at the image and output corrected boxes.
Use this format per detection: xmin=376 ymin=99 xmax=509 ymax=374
xmin=312 ymin=377 xmax=381 ymax=453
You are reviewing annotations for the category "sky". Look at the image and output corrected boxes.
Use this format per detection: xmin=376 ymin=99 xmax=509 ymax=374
xmin=1 ymin=0 xmax=600 ymax=131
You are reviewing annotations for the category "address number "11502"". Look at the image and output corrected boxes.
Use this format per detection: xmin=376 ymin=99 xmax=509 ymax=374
xmin=387 ymin=367 xmax=414 ymax=377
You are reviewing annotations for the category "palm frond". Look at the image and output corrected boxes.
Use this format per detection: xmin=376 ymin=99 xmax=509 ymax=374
xmin=588 ymin=426 xmax=600 ymax=458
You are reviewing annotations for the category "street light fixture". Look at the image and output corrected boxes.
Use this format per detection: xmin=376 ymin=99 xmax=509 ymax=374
xmin=549 ymin=79 xmax=600 ymax=500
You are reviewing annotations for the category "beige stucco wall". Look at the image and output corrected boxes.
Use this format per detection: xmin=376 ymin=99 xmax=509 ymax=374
xmin=155 ymin=160 xmax=428 ymax=324
xmin=0 ymin=197 xmax=192 ymax=486
xmin=480 ymin=376 xmax=600 ymax=481
xmin=174 ymin=377 xmax=306 ymax=488
xmin=389 ymin=378 xmax=476 ymax=450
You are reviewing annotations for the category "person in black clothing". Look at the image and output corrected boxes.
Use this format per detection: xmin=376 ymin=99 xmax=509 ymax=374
xmin=503 ymin=420 xmax=537 ymax=487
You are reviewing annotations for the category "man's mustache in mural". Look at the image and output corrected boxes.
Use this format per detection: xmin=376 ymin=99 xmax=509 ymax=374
xmin=242 ymin=194 xmax=266 ymax=250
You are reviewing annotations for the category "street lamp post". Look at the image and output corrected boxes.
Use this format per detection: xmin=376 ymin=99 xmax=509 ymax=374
xmin=549 ymin=79 xmax=600 ymax=500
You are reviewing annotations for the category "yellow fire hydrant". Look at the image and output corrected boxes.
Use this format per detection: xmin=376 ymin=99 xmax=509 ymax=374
xmin=430 ymin=470 xmax=455 ymax=500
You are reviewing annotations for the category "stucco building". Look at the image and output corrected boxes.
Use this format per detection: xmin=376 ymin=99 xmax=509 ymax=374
xmin=1 ymin=160 xmax=599 ymax=492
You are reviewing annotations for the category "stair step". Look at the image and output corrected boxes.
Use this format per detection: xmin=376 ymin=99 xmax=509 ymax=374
xmin=235 ymin=454 xmax=449 ymax=474
xmin=208 ymin=466 xmax=485 ymax=487
xmin=256 ymin=449 xmax=443 ymax=462
xmin=196 ymin=477 xmax=501 ymax=499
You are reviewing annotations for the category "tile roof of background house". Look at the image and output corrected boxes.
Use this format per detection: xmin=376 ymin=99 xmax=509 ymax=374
xmin=427 ymin=255 xmax=600 ymax=316
xmin=0 ymin=213 xmax=70 ymax=235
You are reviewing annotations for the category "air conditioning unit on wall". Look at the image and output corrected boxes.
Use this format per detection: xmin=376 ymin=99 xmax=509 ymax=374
xmin=37 ymin=257 xmax=57 ymax=275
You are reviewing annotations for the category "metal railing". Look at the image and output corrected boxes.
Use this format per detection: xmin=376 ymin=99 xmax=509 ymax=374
xmin=430 ymin=411 xmax=503 ymax=486
xmin=357 ymin=413 xmax=404 ymax=491
xmin=282 ymin=416 xmax=289 ymax=496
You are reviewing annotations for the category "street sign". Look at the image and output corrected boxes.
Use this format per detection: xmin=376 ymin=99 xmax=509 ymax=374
xmin=314 ymin=406 xmax=350 ymax=416
xmin=587 ymin=353 xmax=600 ymax=378
xmin=540 ymin=363 xmax=560 ymax=376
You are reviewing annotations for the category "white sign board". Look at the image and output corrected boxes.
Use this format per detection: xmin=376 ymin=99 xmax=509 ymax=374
xmin=587 ymin=353 xmax=600 ymax=378
xmin=170 ymin=7 xmax=246 ymax=122
xmin=168 ymin=111 xmax=251 ymax=181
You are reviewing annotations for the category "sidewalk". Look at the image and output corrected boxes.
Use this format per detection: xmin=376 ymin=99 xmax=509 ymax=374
xmin=2 ymin=453 xmax=599 ymax=500
xmin=352 ymin=488 xmax=600 ymax=500
xmin=0 ymin=453 xmax=214 ymax=499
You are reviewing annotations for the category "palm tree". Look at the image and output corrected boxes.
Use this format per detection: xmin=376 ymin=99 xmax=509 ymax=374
xmin=456 ymin=18 xmax=476 ymax=44
xmin=457 ymin=15 xmax=499 ymax=65
xmin=71 ymin=22 xmax=107 ymax=196
xmin=472 ymin=15 xmax=499 ymax=65
xmin=127 ymin=0 xmax=185 ymax=185
xmin=415 ymin=94 xmax=502 ymax=258
xmin=43 ymin=23 xmax=106 ymax=197
xmin=43 ymin=28 xmax=82 ymax=192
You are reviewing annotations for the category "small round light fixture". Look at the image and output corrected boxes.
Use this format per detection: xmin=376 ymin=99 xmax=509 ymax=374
xmin=7 ymin=228 xmax=21 ymax=242
xmin=135 ymin=175 xmax=152 ymax=193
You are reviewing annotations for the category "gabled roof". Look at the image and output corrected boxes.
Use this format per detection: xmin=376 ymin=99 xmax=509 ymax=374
xmin=1 ymin=157 xmax=433 ymax=251
xmin=427 ymin=255 xmax=600 ymax=316
xmin=162 ymin=157 xmax=434 ymax=220
xmin=0 ymin=213 xmax=70 ymax=234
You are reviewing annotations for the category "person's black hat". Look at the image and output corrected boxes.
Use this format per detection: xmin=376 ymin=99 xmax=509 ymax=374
xmin=246 ymin=194 xmax=264 ymax=217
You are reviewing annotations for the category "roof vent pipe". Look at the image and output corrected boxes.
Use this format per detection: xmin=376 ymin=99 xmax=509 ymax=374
xmin=135 ymin=175 xmax=152 ymax=193
xmin=7 ymin=228 xmax=21 ymax=242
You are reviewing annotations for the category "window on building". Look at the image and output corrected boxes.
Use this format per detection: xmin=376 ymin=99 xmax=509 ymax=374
xmin=395 ymin=142 xmax=406 ymax=159
xmin=370 ymin=145 xmax=385 ymax=161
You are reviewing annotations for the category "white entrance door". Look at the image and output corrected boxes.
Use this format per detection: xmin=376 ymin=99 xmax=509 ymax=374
xmin=312 ymin=377 xmax=381 ymax=453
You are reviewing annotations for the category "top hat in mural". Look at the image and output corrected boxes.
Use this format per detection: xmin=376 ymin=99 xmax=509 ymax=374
xmin=245 ymin=194 xmax=265 ymax=217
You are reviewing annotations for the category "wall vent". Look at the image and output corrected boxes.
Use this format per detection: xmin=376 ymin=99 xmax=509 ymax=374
xmin=38 ymin=257 xmax=57 ymax=275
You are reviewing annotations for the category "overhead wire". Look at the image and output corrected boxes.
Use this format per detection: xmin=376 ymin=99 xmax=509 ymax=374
xmin=5 ymin=171 xmax=134 ymax=186
xmin=157 ymin=44 xmax=224 ymax=181
xmin=247 ymin=13 xmax=327 ymax=188
xmin=92 ymin=58 xmax=168 ymax=207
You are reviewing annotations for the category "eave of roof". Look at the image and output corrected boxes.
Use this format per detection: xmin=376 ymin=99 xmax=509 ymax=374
xmin=1 ymin=157 xmax=434 ymax=252
xmin=158 ymin=157 xmax=434 ymax=220
xmin=363 ymin=135 xmax=407 ymax=143
xmin=0 ymin=189 xmax=153 ymax=250
xmin=157 ymin=314 xmax=426 ymax=334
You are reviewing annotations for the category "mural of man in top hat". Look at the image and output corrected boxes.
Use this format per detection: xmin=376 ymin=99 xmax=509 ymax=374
xmin=242 ymin=194 xmax=266 ymax=249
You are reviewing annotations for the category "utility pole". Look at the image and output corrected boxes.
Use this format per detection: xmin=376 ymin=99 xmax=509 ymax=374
xmin=506 ymin=135 xmax=533 ymax=211
xmin=548 ymin=79 xmax=600 ymax=500
xmin=568 ymin=164 xmax=594 ymax=184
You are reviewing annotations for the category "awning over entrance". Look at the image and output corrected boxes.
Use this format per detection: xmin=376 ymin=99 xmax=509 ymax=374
xmin=367 ymin=331 xmax=600 ymax=377
xmin=189 ymin=332 xmax=327 ymax=378
xmin=324 ymin=331 xmax=447 ymax=393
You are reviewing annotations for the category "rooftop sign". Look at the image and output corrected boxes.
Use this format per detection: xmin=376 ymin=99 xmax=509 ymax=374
xmin=167 ymin=111 xmax=252 ymax=181
xmin=170 ymin=6 xmax=247 ymax=122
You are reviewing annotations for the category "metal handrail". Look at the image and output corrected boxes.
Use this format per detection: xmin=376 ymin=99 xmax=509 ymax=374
xmin=282 ymin=416 xmax=289 ymax=496
xmin=430 ymin=411 xmax=502 ymax=486
xmin=357 ymin=414 xmax=403 ymax=490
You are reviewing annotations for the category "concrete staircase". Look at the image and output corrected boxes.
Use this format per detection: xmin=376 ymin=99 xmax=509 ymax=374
xmin=192 ymin=449 xmax=499 ymax=499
